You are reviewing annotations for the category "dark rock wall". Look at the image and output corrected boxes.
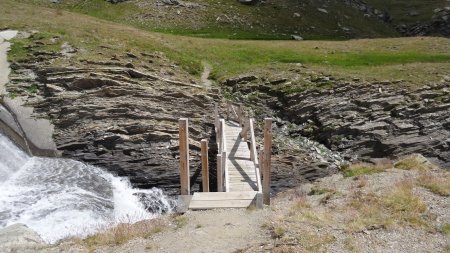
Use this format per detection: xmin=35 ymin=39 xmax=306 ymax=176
xmin=224 ymin=77 xmax=450 ymax=168
xmin=11 ymin=61 xmax=215 ymax=195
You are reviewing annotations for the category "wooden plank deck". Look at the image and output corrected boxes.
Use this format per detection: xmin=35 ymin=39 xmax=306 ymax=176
xmin=188 ymin=120 xmax=259 ymax=210
xmin=224 ymin=121 xmax=258 ymax=192
xmin=189 ymin=192 xmax=257 ymax=210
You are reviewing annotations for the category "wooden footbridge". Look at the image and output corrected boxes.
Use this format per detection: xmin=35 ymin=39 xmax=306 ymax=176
xmin=178 ymin=102 xmax=272 ymax=210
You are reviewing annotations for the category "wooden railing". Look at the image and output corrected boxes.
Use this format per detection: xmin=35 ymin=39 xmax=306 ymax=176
xmin=215 ymin=114 xmax=229 ymax=192
xmin=226 ymin=102 xmax=243 ymax=125
xmin=240 ymin=118 xmax=262 ymax=193
xmin=225 ymin=102 xmax=263 ymax=193
xmin=215 ymin=102 xmax=270 ymax=204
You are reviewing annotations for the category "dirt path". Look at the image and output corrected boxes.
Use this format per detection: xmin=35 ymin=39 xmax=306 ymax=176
xmin=95 ymin=208 xmax=271 ymax=253
xmin=201 ymin=61 xmax=212 ymax=88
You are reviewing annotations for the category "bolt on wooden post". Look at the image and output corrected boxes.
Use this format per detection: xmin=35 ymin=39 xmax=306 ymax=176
xmin=201 ymin=139 xmax=209 ymax=192
xmin=179 ymin=118 xmax=190 ymax=195
xmin=263 ymin=118 xmax=272 ymax=205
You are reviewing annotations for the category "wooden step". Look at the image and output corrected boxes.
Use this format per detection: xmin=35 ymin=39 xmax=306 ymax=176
xmin=189 ymin=191 xmax=258 ymax=210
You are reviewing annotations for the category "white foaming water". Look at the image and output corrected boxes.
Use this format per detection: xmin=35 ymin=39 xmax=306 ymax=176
xmin=0 ymin=133 xmax=175 ymax=243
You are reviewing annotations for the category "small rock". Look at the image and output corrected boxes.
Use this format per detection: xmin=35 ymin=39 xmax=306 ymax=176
xmin=408 ymin=10 xmax=419 ymax=16
xmin=291 ymin=35 xmax=303 ymax=41
xmin=317 ymin=8 xmax=328 ymax=14
xmin=126 ymin=52 xmax=138 ymax=58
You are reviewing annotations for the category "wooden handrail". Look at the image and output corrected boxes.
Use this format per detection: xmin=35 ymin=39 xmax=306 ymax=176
xmin=249 ymin=119 xmax=262 ymax=192
xmin=216 ymin=119 xmax=228 ymax=192
xmin=216 ymin=102 xmax=264 ymax=194
xmin=226 ymin=102 xmax=243 ymax=125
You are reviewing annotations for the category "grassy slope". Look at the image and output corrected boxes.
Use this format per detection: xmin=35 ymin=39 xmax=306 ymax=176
xmin=1 ymin=0 xmax=450 ymax=84
xmin=17 ymin=0 xmax=400 ymax=40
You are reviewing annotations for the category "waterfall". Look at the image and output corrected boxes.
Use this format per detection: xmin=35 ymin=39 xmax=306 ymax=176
xmin=0 ymin=132 xmax=175 ymax=243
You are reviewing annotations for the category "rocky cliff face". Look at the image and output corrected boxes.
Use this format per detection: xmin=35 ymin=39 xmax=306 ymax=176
xmin=223 ymin=72 xmax=450 ymax=169
xmin=6 ymin=41 xmax=343 ymax=195
xmin=8 ymin=50 xmax=217 ymax=195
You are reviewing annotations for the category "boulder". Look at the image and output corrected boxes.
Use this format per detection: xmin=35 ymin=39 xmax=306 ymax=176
xmin=0 ymin=224 xmax=45 ymax=252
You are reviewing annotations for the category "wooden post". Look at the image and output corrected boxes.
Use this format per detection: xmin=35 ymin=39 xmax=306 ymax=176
xmin=179 ymin=118 xmax=190 ymax=195
xmin=259 ymin=150 xmax=264 ymax=175
xmin=214 ymin=104 xmax=219 ymax=131
xmin=217 ymin=154 xmax=223 ymax=192
xmin=222 ymin=151 xmax=227 ymax=192
xmin=263 ymin=118 xmax=272 ymax=205
xmin=201 ymin=139 xmax=209 ymax=192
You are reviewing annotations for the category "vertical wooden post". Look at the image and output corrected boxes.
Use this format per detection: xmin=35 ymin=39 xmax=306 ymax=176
xmin=222 ymin=151 xmax=227 ymax=192
xmin=259 ymin=150 xmax=264 ymax=177
xmin=237 ymin=104 xmax=243 ymax=126
xmin=201 ymin=139 xmax=209 ymax=192
xmin=179 ymin=118 xmax=190 ymax=195
xmin=263 ymin=118 xmax=272 ymax=205
xmin=214 ymin=104 xmax=219 ymax=131
xmin=217 ymin=154 xmax=223 ymax=192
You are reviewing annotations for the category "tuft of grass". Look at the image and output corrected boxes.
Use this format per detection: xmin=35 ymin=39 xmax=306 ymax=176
xmin=383 ymin=182 xmax=429 ymax=228
xmin=83 ymin=219 xmax=166 ymax=248
xmin=272 ymin=226 xmax=286 ymax=239
xmin=394 ymin=155 xmax=434 ymax=171
xmin=272 ymin=245 xmax=299 ymax=253
xmin=174 ymin=215 xmax=188 ymax=229
xmin=308 ymin=187 xmax=334 ymax=196
xmin=341 ymin=163 xmax=386 ymax=178
xmin=343 ymin=237 xmax=358 ymax=252
xmin=440 ymin=224 xmax=450 ymax=235
xmin=290 ymin=196 xmax=311 ymax=210
xmin=296 ymin=231 xmax=336 ymax=253
xmin=347 ymin=181 xmax=432 ymax=231
xmin=347 ymin=192 xmax=392 ymax=231
xmin=289 ymin=209 xmax=333 ymax=228
xmin=416 ymin=173 xmax=450 ymax=197
xmin=26 ymin=84 xmax=38 ymax=94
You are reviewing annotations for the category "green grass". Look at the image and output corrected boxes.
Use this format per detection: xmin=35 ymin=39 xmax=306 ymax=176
xmin=1 ymin=0 xmax=450 ymax=82
xmin=174 ymin=215 xmax=188 ymax=228
xmin=417 ymin=173 xmax=450 ymax=197
xmin=8 ymin=31 xmax=64 ymax=62
xmin=394 ymin=155 xmax=435 ymax=171
xmin=440 ymin=224 xmax=450 ymax=235
xmin=342 ymin=163 xmax=386 ymax=178
xmin=26 ymin=84 xmax=38 ymax=94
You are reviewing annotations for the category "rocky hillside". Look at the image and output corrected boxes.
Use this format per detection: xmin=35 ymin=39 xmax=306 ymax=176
xmin=221 ymin=67 xmax=450 ymax=169
xmin=6 ymin=35 xmax=216 ymax=194
xmin=16 ymin=0 xmax=450 ymax=39
xmin=5 ymin=31 xmax=345 ymax=194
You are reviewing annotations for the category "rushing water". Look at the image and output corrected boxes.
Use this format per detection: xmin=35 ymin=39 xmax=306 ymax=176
xmin=0 ymin=132 xmax=175 ymax=243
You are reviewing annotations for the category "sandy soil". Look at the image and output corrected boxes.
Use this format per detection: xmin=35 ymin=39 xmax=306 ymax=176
xmin=95 ymin=208 xmax=271 ymax=253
